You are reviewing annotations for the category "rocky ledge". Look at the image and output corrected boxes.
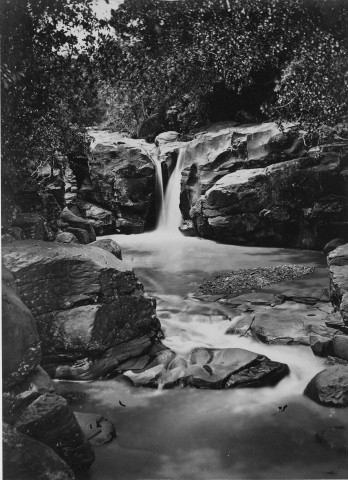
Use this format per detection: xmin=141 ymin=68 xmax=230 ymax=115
xmin=2 ymin=239 xmax=162 ymax=380
xmin=123 ymin=347 xmax=289 ymax=389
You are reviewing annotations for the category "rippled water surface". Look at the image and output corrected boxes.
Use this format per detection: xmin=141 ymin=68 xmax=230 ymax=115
xmin=67 ymin=232 xmax=348 ymax=479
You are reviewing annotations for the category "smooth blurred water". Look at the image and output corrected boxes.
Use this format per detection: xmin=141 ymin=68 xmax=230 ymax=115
xmin=68 ymin=232 xmax=348 ymax=479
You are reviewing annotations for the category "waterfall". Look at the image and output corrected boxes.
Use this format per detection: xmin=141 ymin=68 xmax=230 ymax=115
xmin=156 ymin=148 xmax=186 ymax=232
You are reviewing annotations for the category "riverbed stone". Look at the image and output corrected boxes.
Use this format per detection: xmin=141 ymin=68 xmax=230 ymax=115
xmin=74 ymin=412 xmax=116 ymax=446
xmin=15 ymin=393 xmax=95 ymax=471
xmin=3 ymin=423 xmax=75 ymax=480
xmin=332 ymin=336 xmax=348 ymax=361
xmin=2 ymin=240 xmax=159 ymax=380
xmin=227 ymin=302 xmax=334 ymax=345
xmin=316 ymin=426 xmax=348 ymax=454
xmin=304 ymin=365 xmax=348 ymax=407
xmin=124 ymin=347 xmax=289 ymax=389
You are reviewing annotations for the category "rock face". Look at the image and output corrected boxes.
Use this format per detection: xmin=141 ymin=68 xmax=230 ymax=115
xmin=60 ymin=207 xmax=96 ymax=243
xmin=304 ymin=365 xmax=348 ymax=407
xmin=2 ymin=267 xmax=95 ymax=475
xmin=124 ymin=347 xmax=289 ymax=389
xmin=160 ymin=122 xmax=348 ymax=249
xmin=188 ymin=153 xmax=348 ymax=249
xmin=67 ymin=131 xmax=158 ymax=234
xmin=328 ymin=243 xmax=348 ymax=324
xmin=2 ymin=266 xmax=41 ymax=390
xmin=2 ymin=240 xmax=159 ymax=380
xmin=3 ymin=423 xmax=75 ymax=480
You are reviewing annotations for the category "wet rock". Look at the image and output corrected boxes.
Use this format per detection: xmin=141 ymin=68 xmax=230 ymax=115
xmin=310 ymin=335 xmax=334 ymax=357
xmin=332 ymin=336 xmax=348 ymax=361
xmin=324 ymin=238 xmax=346 ymax=256
xmin=56 ymin=232 xmax=78 ymax=244
xmin=2 ymin=241 xmax=159 ymax=380
xmin=227 ymin=302 xmax=334 ymax=345
xmin=90 ymin=238 xmax=122 ymax=260
xmin=3 ymin=423 xmax=75 ymax=480
xmin=2 ymin=267 xmax=41 ymax=390
xmin=3 ymin=365 xmax=55 ymax=425
xmin=125 ymin=347 xmax=289 ymax=389
xmin=328 ymin=243 xmax=348 ymax=324
xmin=304 ymin=365 xmax=348 ymax=407
xmin=60 ymin=208 xmax=96 ymax=243
xmin=316 ymin=426 xmax=348 ymax=454
xmin=15 ymin=393 xmax=95 ymax=471
xmin=12 ymin=213 xmax=46 ymax=240
xmin=74 ymin=412 xmax=116 ymax=445
xmin=179 ymin=219 xmax=197 ymax=237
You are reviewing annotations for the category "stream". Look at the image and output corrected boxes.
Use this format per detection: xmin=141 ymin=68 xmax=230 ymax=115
xmin=62 ymin=232 xmax=347 ymax=479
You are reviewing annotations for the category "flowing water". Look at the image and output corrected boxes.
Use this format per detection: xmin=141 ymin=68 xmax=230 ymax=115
xmin=67 ymin=157 xmax=348 ymax=479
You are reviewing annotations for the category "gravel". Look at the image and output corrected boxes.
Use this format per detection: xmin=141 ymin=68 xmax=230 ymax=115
xmin=198 ymin=264 xmax=315 ymax=296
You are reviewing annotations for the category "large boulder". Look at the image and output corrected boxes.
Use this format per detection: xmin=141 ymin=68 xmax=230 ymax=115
xmin=69 ymin=130 xmax=157 ymax=234
xmin=15 ymin=393 xmax=95 ymax=471
xmin=89 ymin=238 xmax=122 ymax=260
xmin=304 ymin=365 xmax=348 ymax=407
xmin=226 ymin=302 xmax=335 ymax=345
xmin=124 ymin=347 xmax=289 ymax=389
xmin=2 ymin=267 xmax=41 ymax=390
xmin=2 ymin=240 xmax=159 ymax=380
xmin=328 ymin=243 xmax=348 ymax=324
xmin=189 ymin=152 xmax=348 ymax=249
xmin=3 ymin=423 xmax=75 ymax=480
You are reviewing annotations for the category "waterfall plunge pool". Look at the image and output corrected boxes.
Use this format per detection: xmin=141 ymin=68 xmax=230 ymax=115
xmin=66 ymin=232 xmax=347 ymax=479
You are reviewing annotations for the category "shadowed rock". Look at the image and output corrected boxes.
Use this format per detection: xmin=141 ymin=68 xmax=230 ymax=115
xmin=2 ymin=241 xmax=159 ymax=380
xmin=3 ymin=423 xmax=75 ymax=480
xmin=15 ymin=393 xmax=95 ymax=471
xmin=304 ymin=365 xmax=348 ymax=407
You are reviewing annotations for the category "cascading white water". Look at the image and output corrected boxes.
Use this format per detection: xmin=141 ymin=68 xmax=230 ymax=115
xmin=156 ymin=148 xmax=187 ymax=232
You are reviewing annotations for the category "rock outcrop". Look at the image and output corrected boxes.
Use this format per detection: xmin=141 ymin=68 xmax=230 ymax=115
xmin=155 ymin=122 xmax=348 ymax=249
xmin=124 ymin=347 xmax=289 ymax=389
xmin=2 ymin=267 xmax=95 ymax=475
xmin=66 ymin=131 xmax=158 ymax=234
xmin=188 ymin=152 xmax=348 ymax=249
xmin=304 ymin=365 xmax=348 ymax=407
xmin=2 ymin=240 xmax=160 ymax=380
